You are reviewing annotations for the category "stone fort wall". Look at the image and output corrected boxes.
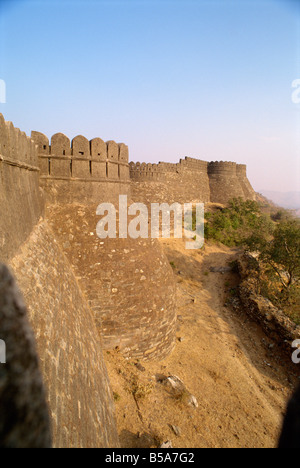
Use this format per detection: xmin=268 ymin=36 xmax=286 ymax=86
xmin=30 ymin=130 xmax=178 ymax=362
xmin=0 ymin=115 xmax=44 ymax=262
xmin=31 ymin=131 xmax=130 ymax=204
xmin=0 ymin=112 xmax=257 ymax=446
xmin=130 ymin=157 xmax=256 ymax=205
xmin=9 ymin=222 xmax=119 ymax=448
xmin=130 ymin=157 xmax=211 ymax=206
xmin=0 ymin=114 xmax=119 ymax=447
xmin=45 ymin=203 xmax=177 ymax=362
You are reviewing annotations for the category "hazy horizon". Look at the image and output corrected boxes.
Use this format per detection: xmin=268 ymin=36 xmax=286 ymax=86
xmin=0 ymin=0 xmax=299 ymax=193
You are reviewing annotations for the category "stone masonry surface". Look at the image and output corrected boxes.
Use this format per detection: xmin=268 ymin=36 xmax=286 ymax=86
xmin=46 ymin=203 xmax=177 ymax=361
xmin=9 ymin=221 xmax=120 ymax=448
xmin=0 ymin=264 xmax=52 ymax=448
xmin=0 ymin=112 xmax=257 ymax=447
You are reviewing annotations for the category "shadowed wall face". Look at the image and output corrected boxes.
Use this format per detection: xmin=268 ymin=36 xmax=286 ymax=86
xmin=0 ymin=114 xmax=44 ymax=263
xmin=0 ymin=264 xmax=52 ymax=448
xmin=1 ymin=115 xmax=120 ymax=448
xmin=9 ymin=222 xmax=120 ymax=448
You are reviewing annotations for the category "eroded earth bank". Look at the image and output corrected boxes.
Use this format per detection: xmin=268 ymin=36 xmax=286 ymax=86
xmin=104 ymin=237 xmax=300 ymax=449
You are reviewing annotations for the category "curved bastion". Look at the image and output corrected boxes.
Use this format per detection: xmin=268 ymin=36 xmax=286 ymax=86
xmin=31 ymin=128 xmax=177 ymax=361
xmin=130 ymin=158 xmax=256 ymax=206
xmin=45 ymin=203 xmax=177 ymax=361
xmin=208 ymin=161 xmax=247 ymax=203
xmin=1 ymin=111 xmax=257 ymax=447
xmin=0 ymin=114 xmax=119 ymax=448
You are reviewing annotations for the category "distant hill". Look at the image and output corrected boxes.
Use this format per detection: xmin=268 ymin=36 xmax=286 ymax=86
xmin=259 ymin=191 xmax=300 ymax=212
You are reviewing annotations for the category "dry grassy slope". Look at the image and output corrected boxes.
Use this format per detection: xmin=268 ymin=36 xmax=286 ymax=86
xmin=105 ymin=238 xmax=299 ymax=449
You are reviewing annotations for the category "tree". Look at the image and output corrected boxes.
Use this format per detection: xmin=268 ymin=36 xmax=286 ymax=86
xmin=253 ymin=220 xmax=300 ymax=298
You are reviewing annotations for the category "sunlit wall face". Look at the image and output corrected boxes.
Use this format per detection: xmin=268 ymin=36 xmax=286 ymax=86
xmin=0 ymin=0 xmax=299 ymax=193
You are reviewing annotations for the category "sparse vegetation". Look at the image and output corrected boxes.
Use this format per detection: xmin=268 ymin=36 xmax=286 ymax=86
xmin=201 ymin=198 xmax=300 ymax=324
xmin=204 ymin=198 xmax=273 ymax=247
xmin=113 ymin=392 xmax=121 ymax=402
xmin=131 ymin=375 xmax=154 ymax=401
xmin=246 ymin=219 xmax=300 ymax=324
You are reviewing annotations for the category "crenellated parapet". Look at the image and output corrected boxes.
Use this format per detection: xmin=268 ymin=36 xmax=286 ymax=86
xmin=180 ymin=157 xmax=208 ymax=172
xmin=31 ymin=131 xmax=130 ymax=182
xmin=208 ymin=161 xmax=238 ymax=175
xmin=130 ymin=156 xmax=255 ymax=205
xmin=130 ymin=161 xmax=163 ymax=180
xmin=208 ymin=161 xmax=246 ymax=203
xmin=130 ymin=156 xmax=208 ymax=181
xmin=0 ymin=114 xmax=39 ymax=171
xmin=0 ymin=114 xmax=43 ymax=262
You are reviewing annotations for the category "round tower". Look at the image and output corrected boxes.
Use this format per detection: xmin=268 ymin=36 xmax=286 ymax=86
xmin=208 ymin=161 xmax=245 ymax=204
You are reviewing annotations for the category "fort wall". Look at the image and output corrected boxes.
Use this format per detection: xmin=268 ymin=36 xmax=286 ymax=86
xmin=208 ymin=161 xmax=247 ymax=203
xmin=9 ymin=221 xmax=119 ymax=448
xmin=0 ymin=115 xmax=44 ymax=262
xmin=46 ymin=204 xmax=177 ymax=361
xmin=0 ymin=112 xmax=257 ymax=446
xmin=30 ymin=129 xmax=177 ymax=362
xmin=0 ymin=114 xmax=119 ymax=447
xmin=236 ymin=164 xmax=257 ymax=201
xmin=130 ymin=157 xmax=256 ymax=205
xmin=31 ymin=131 xmax=130 ymax=204
xmin=130 ymin=157 xmax=211 ymax=205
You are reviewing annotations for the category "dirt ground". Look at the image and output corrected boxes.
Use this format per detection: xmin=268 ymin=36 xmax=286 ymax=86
xmin=104 ymin=237 xmax=300 ymax=448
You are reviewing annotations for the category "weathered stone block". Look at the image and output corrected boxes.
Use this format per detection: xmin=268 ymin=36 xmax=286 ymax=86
xmin=51 ymin=133 xmax=71 ymax=156
xmin=107 ymin=161 xmax=119 ymax=179
xmin=90 ymin=138 xmax=107 ymax=160
xmin=107 ymin=141 xmax=119 ymax=161
xmin=72 ymin=159 xmax=90 ymax=179
xmin=31 ymin=131 xmax=49 ymax=155
xmin=91 ymin=161 xmax=106 ymax=179
xmin=50 ymin=159 xmax=71 ymax=178
xmin=72 ymin=135 xmax=90 ymax=159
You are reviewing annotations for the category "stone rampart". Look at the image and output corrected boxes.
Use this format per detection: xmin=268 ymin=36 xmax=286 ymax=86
xmin=0 ymin=114 xmax=44 ymax=262
xmin=31 ymin=131 xmax=130 ymax=204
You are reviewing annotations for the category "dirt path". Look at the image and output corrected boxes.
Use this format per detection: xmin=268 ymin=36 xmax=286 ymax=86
xmin=104 ymin=238 xmax=299 ymax=448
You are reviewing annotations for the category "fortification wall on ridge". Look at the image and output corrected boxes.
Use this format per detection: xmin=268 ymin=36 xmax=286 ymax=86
xmin=9 ymin=221 xmax=119 ymax=448
xmin=130 ymin=157 xmax=210 ymax=205
xmin=130 ymin=157 xmax=256 ymax=205
xmin=31 ymin=131 xmax=131 ymax=204
xmin=0 ymin=115 xmax=119 ymax=447
xmin=30 ymin=125 xmax=178 ymax=361
xmin=0 ymin=114 xmax=44 ymax=262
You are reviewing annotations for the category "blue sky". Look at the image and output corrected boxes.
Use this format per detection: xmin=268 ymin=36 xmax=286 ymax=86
xmin=0 ymin=0 xmax=299 ymax=192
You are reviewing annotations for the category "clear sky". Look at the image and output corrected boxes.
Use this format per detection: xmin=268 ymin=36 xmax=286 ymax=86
xmin=0 ymin=0 xmax=299 ymax=192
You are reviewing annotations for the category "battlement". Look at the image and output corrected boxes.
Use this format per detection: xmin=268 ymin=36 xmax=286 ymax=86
xmin=130 ymin=156 xmax=256 ymax=205
xmin=208 ymin=161 xmax=237 ymax=175
xmin=0 ymin=114 xmax=43 ymax=262
xmin=180 ymin=157 xmax=208 ymax=171
xmin=0 ymin=114 xmax=39 ymax=171
xmin=31 ymin=131 xmax=130 ymax=182
xmin=130 ymin=156 xmax=208 ymax=181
